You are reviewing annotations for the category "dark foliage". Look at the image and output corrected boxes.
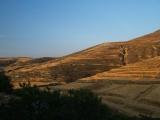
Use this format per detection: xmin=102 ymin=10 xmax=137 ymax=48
xmin=0 ymin=71 xmax=13 ymax=93
xmin=0 ymin=82 xmax=160 ymax=120
xmin=0 ymin=82 xmax=109 ymax=120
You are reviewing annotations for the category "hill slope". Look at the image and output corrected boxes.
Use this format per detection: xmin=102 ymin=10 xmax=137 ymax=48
xmin=78 ymin=56 xmax=160 ymax=83
xmin=1 ymin=30 xmax=160 ymax=83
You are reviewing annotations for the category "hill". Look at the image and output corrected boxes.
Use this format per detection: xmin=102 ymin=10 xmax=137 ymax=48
xmin=78 ymin=56 xmax=160 ymax=83
xmin=1 ymin=30 xmax=160 ymax=84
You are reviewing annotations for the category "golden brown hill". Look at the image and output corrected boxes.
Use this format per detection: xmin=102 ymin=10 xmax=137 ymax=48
xmin=79 ymin=56 xmax=160 ymax=83
xmin=0 ymin=57 xmax=33 ymax=69
xmin=2 ymin=30 xmax=160 ymax=83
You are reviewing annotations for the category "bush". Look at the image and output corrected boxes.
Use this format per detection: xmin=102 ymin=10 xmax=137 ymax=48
xmin=0 ymin=83 xmax=110 ymax=120
xmin=0 ymin=71 xmax=13 ymax=93
xmin=1 ymin=82 xmax=160 ymax=120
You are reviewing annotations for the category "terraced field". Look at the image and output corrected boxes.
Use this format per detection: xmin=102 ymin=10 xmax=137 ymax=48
xmin=79 ymin=56 xmax=160 ymax=82
xmin=60 ymin=56 xmax=160 ymax=117
xmin=40 ymin=81 xmax=160 ymax=118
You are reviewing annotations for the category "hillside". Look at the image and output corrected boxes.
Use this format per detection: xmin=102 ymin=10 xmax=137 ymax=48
xmin=1 ymin=30 xmax=160 ymax=83
xmin=0 ymin=57 xmax=32 ymax=67
xmin=46 ymin=56 xmax=160 ymax=117
xmin=78 ymin=56 xmax=160 ymax=83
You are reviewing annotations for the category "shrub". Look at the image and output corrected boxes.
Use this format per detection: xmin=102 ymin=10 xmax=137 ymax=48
xmin=0 ymin=83 xmax=110 ymax=120
xmin=0 ymin=71 xmax=13 ymax=93
xmin=1 ymin=82 xmax=160 ymax=120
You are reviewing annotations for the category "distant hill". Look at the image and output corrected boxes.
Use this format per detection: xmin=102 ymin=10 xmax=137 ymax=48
xmin=1 ymin=30 xmax=160 ymax=83
xmin=0 ymin=57 xmax=32 ymax=67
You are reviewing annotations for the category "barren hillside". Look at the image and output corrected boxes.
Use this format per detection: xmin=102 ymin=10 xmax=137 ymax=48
xmin=1 ymin=30 xmax=160 ymax=83
xmin=79 ymin=56 xmax=160 ymax=82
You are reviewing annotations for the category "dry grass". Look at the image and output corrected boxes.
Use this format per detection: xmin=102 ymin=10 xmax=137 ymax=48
xmin=38 ymin=79 xmax=160 ymax=118
xmin=1 ymin=30 xmax=160 ymax=83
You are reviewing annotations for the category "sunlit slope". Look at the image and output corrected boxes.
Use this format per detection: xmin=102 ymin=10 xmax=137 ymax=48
xmin=2 ymin=30 xmax=160 ymax=83
xmin=79 ymin=56 xmax=160 ymax=82
xmin=5 ymin=42 xmax=125 ymax=82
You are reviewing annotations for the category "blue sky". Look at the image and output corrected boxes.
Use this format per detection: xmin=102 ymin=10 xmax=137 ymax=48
xmin=0 ymin=0 xmax=160 ymax=57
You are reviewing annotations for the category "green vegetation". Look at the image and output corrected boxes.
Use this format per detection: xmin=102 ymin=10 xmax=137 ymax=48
xmin=0 ymin=73 xmax=160 ymax=119
xmin=0 ymin=71 xmax=13 ymax=93
xmin=0 ymin=82 xmax=110 ymax=120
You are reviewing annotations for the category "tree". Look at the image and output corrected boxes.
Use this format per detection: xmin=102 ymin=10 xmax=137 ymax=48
xmin=0 ymin=83 xmax=110 ymax=120
xmin=0 ymin=82 xmax=159 ymax=120
xmin=0 ymin=71 xmax=13 ymax=93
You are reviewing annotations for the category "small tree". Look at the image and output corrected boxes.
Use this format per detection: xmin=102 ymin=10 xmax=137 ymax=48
xmin=0 ymin=71 xmax=13 ymax=93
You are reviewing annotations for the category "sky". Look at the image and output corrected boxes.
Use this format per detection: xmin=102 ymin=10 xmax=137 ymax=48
xmin=0 ymin=0 xmax=160 ymax=58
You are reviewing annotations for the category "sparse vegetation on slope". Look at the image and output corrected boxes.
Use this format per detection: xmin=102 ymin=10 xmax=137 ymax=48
xmin=82 ymin=56 xmax=160 ymax=82
xmin=22 ymin=57 xmax=54 ymax=64
xmin=1 ymin=30 xmax=160 ymax=83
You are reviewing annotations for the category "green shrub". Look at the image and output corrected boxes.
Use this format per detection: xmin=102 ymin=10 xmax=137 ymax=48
xmin=0 ymin=82 xmax=110 ymax=120
xmin=0 ymin=71 xmax=13 ymax=93
xmin=1 ymin=82 xmax=160 ymax=120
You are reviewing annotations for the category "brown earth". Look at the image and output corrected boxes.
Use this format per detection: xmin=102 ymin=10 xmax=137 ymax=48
xmin=1 ymin=30 xmax=160 ymax=83
xmin=79 ymin=56 xmax=160 ymax=82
